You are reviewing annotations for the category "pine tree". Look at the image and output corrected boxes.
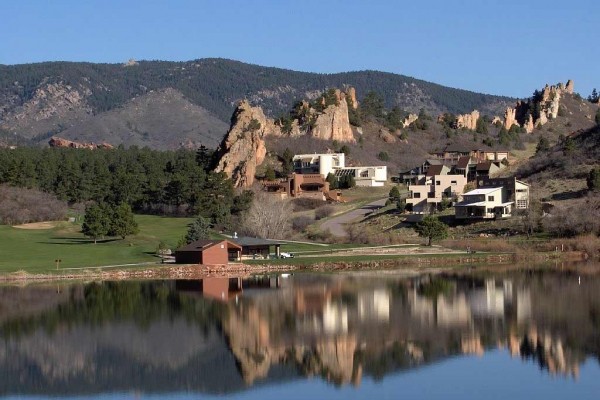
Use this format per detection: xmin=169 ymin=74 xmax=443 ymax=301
xmin=414 ymin=215 xmax=448 ymax=246
xmin=185 ymin=216 xmax=211 ymax=244
xmin=109 ymin=203 xmax=139 ymax=239
xmin=82 ymin=203 xmax=110 ymax=244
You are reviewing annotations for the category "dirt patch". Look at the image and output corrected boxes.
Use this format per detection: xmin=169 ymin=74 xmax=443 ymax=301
xmin=303 ymin=245 xmax=462 ymax=258
xmin=12 ymin=221 xmax=62 ymax=230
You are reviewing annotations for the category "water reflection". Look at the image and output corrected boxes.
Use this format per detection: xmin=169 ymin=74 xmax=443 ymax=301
xmin=1 ymin=269 xmax=599 ymax=396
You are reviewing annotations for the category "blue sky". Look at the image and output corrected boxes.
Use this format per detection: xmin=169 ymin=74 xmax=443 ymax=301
xmin=0 ymin=0 xmax=597 ymax=98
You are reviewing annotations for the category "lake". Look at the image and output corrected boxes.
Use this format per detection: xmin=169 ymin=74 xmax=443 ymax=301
xmin=1 ymin=267 xmax=599 ymax=399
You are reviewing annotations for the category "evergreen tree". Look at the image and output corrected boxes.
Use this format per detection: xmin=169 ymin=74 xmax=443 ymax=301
xmin=82 ymin=203 xmax=110 ymax=244
xmin=185 ymin=216 xmax=211 ymax=244
xmin=281 ymin=148 xmax=294 ymax=175
xmin=587 ymin=168 xmax=600 ymax=192
xmin=414 ymin=215 xmax=448 ymax=246
xmin=389 ymin=186 xmax=402 ymax=202
xmin=109 ymin=203 xmax=139 ymax=239
xmin=535 ymin=136 xmax=550 ymax=154
xmin=326 ymin=173 xmax=339 ymax=190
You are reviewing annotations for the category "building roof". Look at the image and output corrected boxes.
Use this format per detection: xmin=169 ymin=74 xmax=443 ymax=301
xmin=464 ymin=187 xmax=503 ymax=196
xmin=476 ymin=161 xmax=493 ymax=172
xmin=176 ymin=239 xmax=242 ymax=252
xmin=455 ymin=201 xmax=487 ymax=207
xmin=456 ymin=156 xmax=471 ymax=169
xmin=426 ymin=165 xmax=448 ymax=177
xmin=231 ymin=236 xmax=283 ymax=247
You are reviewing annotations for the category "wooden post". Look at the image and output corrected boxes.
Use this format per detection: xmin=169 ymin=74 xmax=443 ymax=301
xmin=55 ymin=259 xmax=62 ymax=270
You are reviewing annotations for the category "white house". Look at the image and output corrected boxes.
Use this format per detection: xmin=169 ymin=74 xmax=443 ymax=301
xmin=454 ymin=187 xmax=513 ymax=219
xmin=293 ymin=153 xmax=387 ymax=187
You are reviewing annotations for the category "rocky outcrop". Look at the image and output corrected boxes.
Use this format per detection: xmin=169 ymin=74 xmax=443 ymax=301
xmin=565 ymin=79 xmax=574 ymax=94
xmin=524 ymin=114 xmax=534 ymax=133
xmin=402 ymin=114 xmax=418 ymax=128
xmin=379 ymin=128 xmax=396 ymax=143
xmin=346 ymin=87 xmax=358 ymax=109
xmin=455 ymin=110 xmax=480 ymax=131
xmin=214 ymin=100 xmax=273 ymax=188
xmin=48 ymin=137 xmax=113 ymax=149
xmin=310 ymin=89 xmax=355 ymax=143
xmin=504 ymin=107 xmax=518 ymax=130
xmin=491 ymin=116 xmax=502 ymax=125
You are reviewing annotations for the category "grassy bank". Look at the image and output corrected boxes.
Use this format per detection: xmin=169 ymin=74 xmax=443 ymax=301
xmin=0 ymin=215 xmax=193 ymax=273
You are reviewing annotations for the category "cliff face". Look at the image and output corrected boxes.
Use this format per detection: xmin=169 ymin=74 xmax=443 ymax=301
xmin=310 ymin=89 xmax=355 ymax=143
xmin=214 ymin=100 xmax=273 ymax=188
xmin=48 ymin=137 xmax=114 ymax=149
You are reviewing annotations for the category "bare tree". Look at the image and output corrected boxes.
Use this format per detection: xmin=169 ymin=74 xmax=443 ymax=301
xmin=242 ymin=192 xmax=292 ymax=239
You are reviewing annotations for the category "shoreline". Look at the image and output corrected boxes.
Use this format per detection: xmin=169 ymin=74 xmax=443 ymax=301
xmin=0 ymin=250 xmax=590 ymax=284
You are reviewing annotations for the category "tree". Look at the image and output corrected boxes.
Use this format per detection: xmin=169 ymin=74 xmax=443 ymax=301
xmin=563 ymin=136 xmax=576 ymax=155
xmin=377 ymin=151 xmax=390 ymax=161
xmin=185 ymin=216 xmax=211 ymax=244
xmin=82 ymin=203 xmax=110 ymax=244
xmin=361 ymin=91 xmax=384 ymax=118
xmin=264 ymin=165 xmax=276 ymax=181
xmin=339 ymin=144 xmax=351 ymax=156
xmin=243 ymin=192 xmax=292 ymax=239
xmin=339 ymin=174 xmax=355 ymax=189
xmin=109 ymin=203 xmax=139 ymax=239
xmin=414 ymin=215 xmax=448 ymax=246
xmin=389 ymin=186 xmax=402 ymax=202
xmin=588 ymin=88 xmax=599 ymax=103
xmin=595 ymin=109 xmax=600 ymax=126
xmin=326 ymin=172 xmax=339 ymax=190
xmin=281 ymin=148 xmax=294 ymax=175
xmin=588 ymin=168 xmax=600 ymax=192
xmin=535 ymin=136 xmax=550 ymax=154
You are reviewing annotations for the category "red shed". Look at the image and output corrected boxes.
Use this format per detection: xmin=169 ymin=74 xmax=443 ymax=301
xmin=175 ymin=240 xmax=242 ymax=265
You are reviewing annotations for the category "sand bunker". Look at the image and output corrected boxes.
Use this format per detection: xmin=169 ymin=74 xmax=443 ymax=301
xmin=12 ymin=221 xmax=60 ymax=230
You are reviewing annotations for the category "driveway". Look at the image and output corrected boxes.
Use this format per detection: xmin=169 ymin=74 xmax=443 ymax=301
xmin=320 ymin=198 xmax=388 ymax=237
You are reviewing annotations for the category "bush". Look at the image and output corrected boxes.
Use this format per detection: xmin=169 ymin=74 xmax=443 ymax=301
xmin=292 ymin=198 xmax=323 ymax=211
xmin=292 ymin=215 xmax=314 ymax=232
xmin=588 ymin=168 xmax=600 ymax=191
xmin=0 ymin=185 xmax=68 ymax=225
xmin=315 ymin=205 xmax=335 ymax=220
xmin=377 ymin=151 xmax=390 ymax=161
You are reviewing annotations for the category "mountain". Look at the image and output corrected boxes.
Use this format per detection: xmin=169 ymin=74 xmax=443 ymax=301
xmin=0 ymin=58 xmax=514 ymax=149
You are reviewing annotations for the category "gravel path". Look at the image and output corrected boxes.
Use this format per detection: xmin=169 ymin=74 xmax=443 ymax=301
xmin=320 ymin=198 xmax=388 ymax=237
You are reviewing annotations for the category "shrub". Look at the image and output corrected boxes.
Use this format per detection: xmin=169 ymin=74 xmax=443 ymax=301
xmin=0 ymin=185 xmax=68 ymax=225
xmin=292 ymin=198 xmax=323 ymax=211
xmin=292 ymin=215 xmax=314 ymax=232
xmin=377 ymin=151 xmax=390 ymax=161
xmin=315 ymin=205 xmax=335 ymax=220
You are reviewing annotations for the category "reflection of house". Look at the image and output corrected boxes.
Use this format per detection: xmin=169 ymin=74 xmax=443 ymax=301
xmin=176 ymin=278 xmax=243 ymax=302
xmin=231 ymin=236 xmax=282 ymax=259
xmin=357 ymin=289 xmax=390 ymax=322
xmin=407 ymin=166 xmax=467 ymax=214
xmin=454 ymin=187 xmax=513 ymax=219
xmin=175 ymin=240 xmax=242 ymax=264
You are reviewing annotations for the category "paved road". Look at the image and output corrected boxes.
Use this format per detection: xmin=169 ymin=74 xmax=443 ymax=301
xmin=320 ymin=198 xmax=388 ymax=237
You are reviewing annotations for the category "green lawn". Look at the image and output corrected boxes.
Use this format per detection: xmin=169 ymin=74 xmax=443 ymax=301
xmin=0 ymin=215 xmax=193 ymax=273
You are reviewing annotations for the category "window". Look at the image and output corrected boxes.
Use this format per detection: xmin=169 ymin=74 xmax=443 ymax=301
xmin=360 ymin=170 xmax=369 ymax=178
xmin=516 ymin=189 xmax=527 ymax=193
xmin=428 ymin=192 xmax=435 ymax=198
xmin=436 ymin=180 xmax=441 ymax=185
xmin=488 ymin=196 xmax=494 ymax=201
xmin=517 ymin=200 xmax=528 ymax=209
xmin=413 ymin=192 xmax=421 ymax=198
xmin=451 ymin=180 xmax=457 ymax=185
xmin=487 ymin=208 xmax=494 ymax=213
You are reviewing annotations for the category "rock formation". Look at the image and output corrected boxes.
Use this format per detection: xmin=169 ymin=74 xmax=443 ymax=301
xmin=455 ymin=110 xmax=480 ymax=131
xmin=491 ymin=116 xmax=502 ymax=125
xmin=402 ymin=114 xmax=418 ymax=128
xmin=379 ymin=128 xmax=396 ymax=143
xmin=346 ymin=87 xmax=358 ymax=109
xmin=565 ymin=79 xmax=574 ymax=94
xmin=503 ymin=107 xmax=518 ymax=130
xmin=524 ymin=114 xmax=534 ymax=133
xmin=214 ymin=88 xmax=357 ymax=187
xmin=48 ymin=137 xmax=113 ymax=149
xmin=213 ymin=100 xmax=273 ymax=188
xmin=310 ymin=89 xmax=355 ymax=143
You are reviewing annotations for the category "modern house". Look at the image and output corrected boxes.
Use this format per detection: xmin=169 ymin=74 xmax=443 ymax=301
xmin=477 ymin=177 xmax=530 ymax=210
xmin=175 ymin=240 xmax=242 ymax=264
xmin=293 ymin=153 xmax=387 ymax=187
xmin=334 ymin=166 xmax=387 ymax=187
xmin=407 ymin=173 xmax=468 ymax=214
xmin=454 ymin=187 xmax=513 ymax=220
xmin=262 ymin=173 xmax=332 ymax=201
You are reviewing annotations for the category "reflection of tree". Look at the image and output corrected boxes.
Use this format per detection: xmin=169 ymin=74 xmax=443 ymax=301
xmin=0 ymin=282 xmax=228 ymax=338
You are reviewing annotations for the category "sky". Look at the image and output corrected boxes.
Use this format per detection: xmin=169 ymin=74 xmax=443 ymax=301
xmin=0 ymin=0 xmax=597 ymax=98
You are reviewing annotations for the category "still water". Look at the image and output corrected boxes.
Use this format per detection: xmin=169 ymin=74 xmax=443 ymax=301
xmin=1 ymin=269 xmax=599 ymax=399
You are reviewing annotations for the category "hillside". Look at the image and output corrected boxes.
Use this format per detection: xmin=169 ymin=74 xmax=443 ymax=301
xmin=0 ymin=59 xmax=513 ymax=148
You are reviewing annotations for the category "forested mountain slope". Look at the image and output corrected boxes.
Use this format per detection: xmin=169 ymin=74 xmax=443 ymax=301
xmin=0 ymin=58 xmax=513 ymax=148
